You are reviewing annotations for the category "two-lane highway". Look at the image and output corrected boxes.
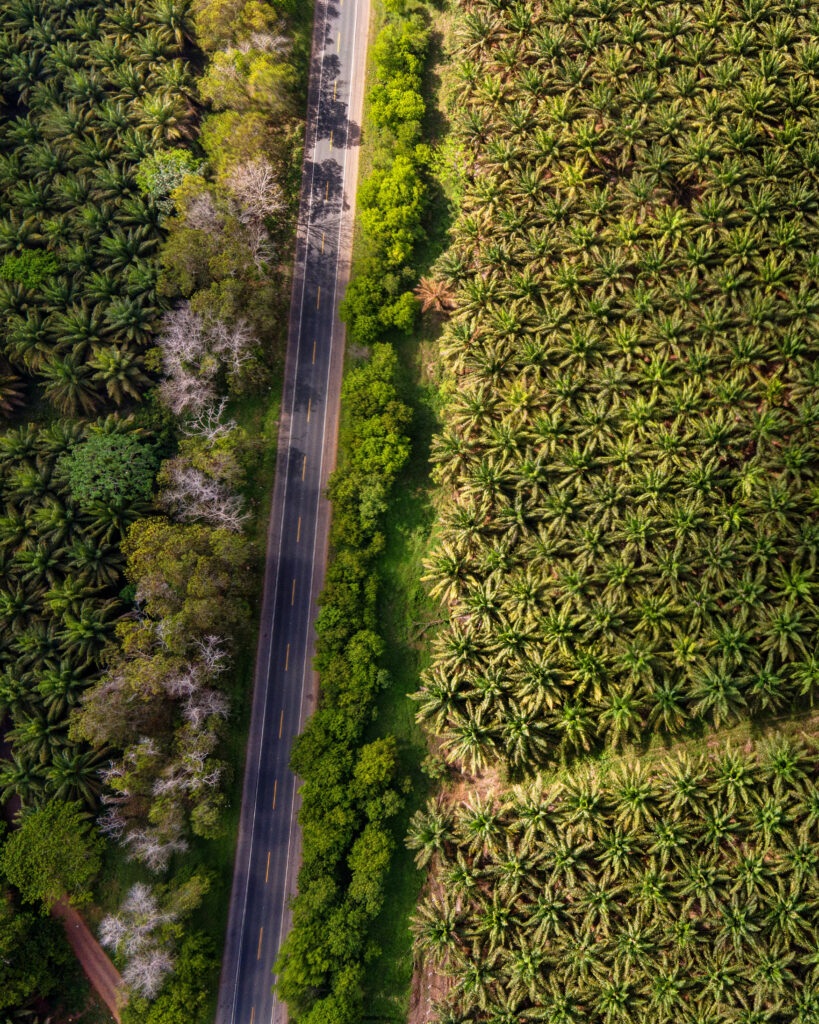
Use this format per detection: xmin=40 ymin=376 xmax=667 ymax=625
xmin=215 ymin=1 xmax=371 ymax=1022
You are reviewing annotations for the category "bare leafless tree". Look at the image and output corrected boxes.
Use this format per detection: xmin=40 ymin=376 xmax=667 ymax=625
xmin=182 ymin=687 xmax=229 ymax=730
xmin=125 ymin=827 xmax=188 ymax=872
xmin=161 ymin=461 xmax=248 ymax=531
xmin=197 ymin=634 xmax=228 ymax=676
xmin=98 ymin=806 xmax=126 ymax=840
xmin=123 ymin=946 xmax=175 ymax=999
xmin=180 ymin=398 xmax=236 ymax=443
xmin=100 ymin=883 xmax=176 ymax=998
xmin=184 ymin=190 xmax=223 ymax=234
xmin=228 ymin=157 xmax=285 ymax=224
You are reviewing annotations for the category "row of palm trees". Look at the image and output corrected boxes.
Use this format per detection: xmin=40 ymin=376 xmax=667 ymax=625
xmin=409 ymin=738 xmax=819 ymax=1022
xmin=0 ymin=0 xmax=196 ymax=416
xmin=418 ymin=0 xmax=819 ymax=769
xmin=0 ymin=417 xmax=155 ymax=808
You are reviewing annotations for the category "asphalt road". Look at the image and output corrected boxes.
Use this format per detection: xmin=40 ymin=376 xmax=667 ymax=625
xmin=215 ymin=1 xmax=371 ymax=1022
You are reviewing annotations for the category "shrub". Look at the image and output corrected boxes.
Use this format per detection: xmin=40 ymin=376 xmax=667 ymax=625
xmin=0 ymin=249 xmax=57 ymax=288
xmin=60 ymin=432 xmax=159 ymax=506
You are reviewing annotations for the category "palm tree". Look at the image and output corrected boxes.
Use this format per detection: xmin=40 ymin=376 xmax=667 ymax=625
xmin=44 ymin=745 xmax=107 ymax=806
xmin=412 ymin=892 xmax=463 ymax=965
xmin=406 ymin=801 xmax=454 ymax=867
xmin=90 ymin=344 xmax=151 ymax=403
xmin=415 ymin=276 xmax=456 ymax=313
xmin=0 ymin=754 xmax=45 ymax=808
xmin=40 ymin=355 xmax=101 ymax=416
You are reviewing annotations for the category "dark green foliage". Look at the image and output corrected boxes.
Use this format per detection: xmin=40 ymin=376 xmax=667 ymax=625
xmin=0 ymin=417 xmax=151 ymax=810
xmin=0 ymin=250 xmax=57 ymax=289
xmin=275 ymin=347 xmax=411 ymax=1019
xmin=0 ymin=0 xmax=197 ymax=417
xmin=61 ymin=431 xmax=158 ymax=506
xmin=0 ymin=799 xmax=102 ymax=908
xmin=414 ymin=737 xmax=819 ymax=1023
xmin=420 ymin=0 xmax=819 ymax=770
xmin=0 ymin=888 xmax=78 ymax=1011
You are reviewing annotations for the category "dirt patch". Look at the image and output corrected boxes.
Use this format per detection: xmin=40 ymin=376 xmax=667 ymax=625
xmin=408 ymin=947 xmax=451 ymax=1024
xmin=52 ymin=899 xmax=126 ymax=1023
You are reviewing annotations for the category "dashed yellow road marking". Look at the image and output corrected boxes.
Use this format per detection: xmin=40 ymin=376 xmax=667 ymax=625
xmin=279 ymin=709 xmax=284 ymax=739
xmin=250 ymin=1007 xmax=255 ymax=1024
xmin=302 ymin=456 xmax=307 ymax=480
xmin=257 ymin=927 xmax=264 ymax=960
xmin=333 ymin=80 xmax=337 ymax=101
xmin=329 ymin=129 xmax=334 ymax=148
xmin=272 ymin=779 xmax=277 ymax=810
xmin=307 ymin=397 xmax=312 ymax=423
xmin=337 ymin=32 xmax=340 ymax=52
xmin=312 ymin=339 xmax=317 ymax=364
xmin=291 ymin=579 xmax=296 ymax=605
xmin=316 ymin=286 xmax=321 ymax=309
xmin=265 ymin=850 xmax=271 ymax=883
xmin=321 ymin=231 xmax=325 ymax=253
xmin=296 ymin=516 xmax=301 ymax=542
xmin=285 ymin=643 xmax=290 ymax=671
xmin=325 ymin=180 xmax=329 ymax=200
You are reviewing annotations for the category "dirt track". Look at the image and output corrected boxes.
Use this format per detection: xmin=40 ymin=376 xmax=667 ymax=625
xmin=52 ymin=899 xmax=125 ymax=1022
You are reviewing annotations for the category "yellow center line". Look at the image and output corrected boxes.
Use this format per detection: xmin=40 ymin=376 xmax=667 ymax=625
xmin=257 ymin=927 xmax=264 ymax=960
xmin=321 ymin=231 xmax=325 ymax=253
xmin=279 ymin=709 xmax=284 ymax=739
xmin=291 ymin=578 xmax=296 ymax=605
xmin=307 ymin=397 xmax=312 ymax=423
xmin=329 ymin=129 xmax=334 ymax=147
xmin=312 ymin=339 xmax=317 ymax=364
xmin=285 ymin=643 xmax=290 ymax=671
xmin=272 ymin=779 xmax=277 ymax=810
xmin=316 ymin=286 xmax=320 ymax=309
xmin=325 ymin=180 xmax=329 ymax=200
xmin=337 ymin=32 xmax=340 ymax=52
xmin=333 ymin=79 xmax=337 ymax=101
xmin=265 ymin=850 xmax=271 ymax=884
xmin=250 ymin=1008 xmax=255 ymax=1024
xmin=296 ymin=516 xmax=301 ymax=542
xmin=302 ymin=455 xmax=307 ymax=480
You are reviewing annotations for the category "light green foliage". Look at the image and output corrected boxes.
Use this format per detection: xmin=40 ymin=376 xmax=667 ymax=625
xmin=339 ymin=8 xmax=429 ymax=345
xmin=0 ymin=250 xmax=57 ymax=289
xmin=199 ymin=48 xmax=297 ymax=116
xmin=414 ymin=738 xmax=819 ymax=1022
xmin=359 ymin=154 xmax=427 ymax=267
xmin=420 ymin=0 xmax=819 ymax=771
xmin=200 ymin=111 xmax=275 ymax=177
xmin=123 ymin=517 xmax=252 ymax=642
xmin=136 ymin=149 xmax=204 ymax=212
xmin=0 ymin=800 xmax=102 ymax=908
xmin=60 ymin=432 xmax=158 ymax=507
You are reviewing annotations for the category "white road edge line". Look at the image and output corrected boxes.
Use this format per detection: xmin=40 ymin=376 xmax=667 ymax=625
xmin=272 ymin=0 xmax=362 ymax=1010
xmin=227 ymin=0 xmax=332 ymax=1019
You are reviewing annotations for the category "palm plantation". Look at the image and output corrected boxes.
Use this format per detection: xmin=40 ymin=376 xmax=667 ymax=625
xmin=411 ymin=0 xmax=819 ymax=1020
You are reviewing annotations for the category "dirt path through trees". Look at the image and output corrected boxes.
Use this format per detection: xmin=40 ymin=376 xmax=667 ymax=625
xmin=52 ymin=899 xmax=125 ymax=1022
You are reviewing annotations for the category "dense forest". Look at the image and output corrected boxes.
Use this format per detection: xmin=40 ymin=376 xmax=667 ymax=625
xmin=411 ymin=0 xmax=819 ymax=1020
xmin=0 ymin=0 xmax=304 ymax=1017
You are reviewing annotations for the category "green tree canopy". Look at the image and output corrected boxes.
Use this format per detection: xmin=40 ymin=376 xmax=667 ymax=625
xmin=0 ymin=887 xmax=77 ymax=1010
xmin=0 ymin=800 xmax=102 ymax=909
